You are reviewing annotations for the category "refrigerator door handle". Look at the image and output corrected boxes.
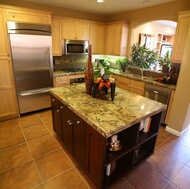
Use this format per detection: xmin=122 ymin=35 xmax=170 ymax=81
xmin=49 ymin=47 xmax=53 ymax=78
xmin=20 ymin=88 xmax=50 ymax=96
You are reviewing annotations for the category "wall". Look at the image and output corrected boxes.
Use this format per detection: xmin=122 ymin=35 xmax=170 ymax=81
xmin=167 ymin=29 xmax=190 ymax=135
xmin=131 ymin=21 xmax=176 ymax=50
xmin=106 ymin=0 xmax=190 ymax=56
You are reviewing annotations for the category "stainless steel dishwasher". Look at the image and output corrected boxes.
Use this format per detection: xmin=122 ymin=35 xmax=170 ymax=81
xmin=144 ymin=84 xmax=171 ymax=125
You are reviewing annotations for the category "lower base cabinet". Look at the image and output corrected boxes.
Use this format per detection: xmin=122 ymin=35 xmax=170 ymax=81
xmin=50 ymin=94 xmax=162 ymax=189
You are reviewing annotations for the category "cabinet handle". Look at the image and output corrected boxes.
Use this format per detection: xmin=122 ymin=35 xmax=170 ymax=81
xmin=60 ymin=106 xmax=64 ymax=109
xmin=52 ymin=99 xmax=55 ymax=102
xmin=67 ymin=120 xmax=73 ymax=125
xmin=77 ymin=121 xmax=81 ymax=124
xmin=56 ymin=110 xmax=60 ymax=112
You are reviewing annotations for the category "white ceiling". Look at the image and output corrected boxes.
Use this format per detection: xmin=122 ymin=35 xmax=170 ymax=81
xmin=24 ymin=0 xmax=175 ymax=15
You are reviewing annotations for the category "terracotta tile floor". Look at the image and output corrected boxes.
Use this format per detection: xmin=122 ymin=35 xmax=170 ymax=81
xmin=0 ymin=109 xmax=190 ymax=189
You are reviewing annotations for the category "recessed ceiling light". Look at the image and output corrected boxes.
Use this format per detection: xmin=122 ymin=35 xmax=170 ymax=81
xmin=97 ymin=0 xmax=105 ymax=3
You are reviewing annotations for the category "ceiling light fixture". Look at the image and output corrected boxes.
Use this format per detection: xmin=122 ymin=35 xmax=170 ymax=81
xmin=97 ymin=0 xmax=105 ymax=3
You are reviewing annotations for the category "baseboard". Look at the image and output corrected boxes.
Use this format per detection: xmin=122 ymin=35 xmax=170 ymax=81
xmin=165 ymin=125 xmax=190 ymax=137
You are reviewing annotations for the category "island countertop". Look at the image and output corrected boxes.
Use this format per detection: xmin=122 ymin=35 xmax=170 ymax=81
xmin=50 ymin=84 xmax=166 ymax=138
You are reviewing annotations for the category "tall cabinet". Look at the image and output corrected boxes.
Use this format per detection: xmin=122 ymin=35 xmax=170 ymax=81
xmin=0 ymin=7 xmax=19 ymax=121
xmin=171 ymin=10 xmax=190 ymax=63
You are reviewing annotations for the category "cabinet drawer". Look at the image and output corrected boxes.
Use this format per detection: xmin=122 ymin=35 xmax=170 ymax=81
xmin=6 ymin=9 xmax=51 ymax=24
xmin=54 ymin=76 xmax=68 ymax=87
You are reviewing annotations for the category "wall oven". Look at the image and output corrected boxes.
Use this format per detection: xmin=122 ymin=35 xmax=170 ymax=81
xmin=62 ymin=39 xmax=89 ymax=55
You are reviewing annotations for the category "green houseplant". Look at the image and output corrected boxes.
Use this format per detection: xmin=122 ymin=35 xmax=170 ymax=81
xmin=130 ymin=43 xmax=158 ymax=69
xmin=158 ymin=51 xmax=171 ymax=73
xmin=115 ymin=57 xmax=130 ymax=72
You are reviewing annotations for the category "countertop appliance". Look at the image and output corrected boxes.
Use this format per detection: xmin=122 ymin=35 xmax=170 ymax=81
xmin=62 ymin=39 xmax=89 ymax=55
xmin=8 ymin=21 xmax=53 ymax=114
xmin=144 ymin=84 xmax=171 ymax=125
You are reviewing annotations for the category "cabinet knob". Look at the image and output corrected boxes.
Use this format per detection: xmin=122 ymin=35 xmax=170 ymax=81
xmin=77 ymin=121 xmax=81 ymax=124
xmin=52 ymin=99 xmax=55 ymax=102
xmin=56 ymin=109 xmax=60 ymax=112
xmin=67 ymin=120 xmax=73 ymax=125
xmin=60 ymin=106 xmax=64 ymax=109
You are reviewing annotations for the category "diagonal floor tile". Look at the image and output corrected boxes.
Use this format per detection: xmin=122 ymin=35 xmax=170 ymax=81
xmin=43 ymin=167 xmax=89 ymax=189
xmin=0 ymin=118 xmax=20 ymax=135
xmin=28 ymin=134 xmax=60 ymax=158
xmin=35 ymin=149 xmax=73 ymax=182
xmin=171 ymin=166 xmax=190 ymax=189
xmin=0 ymin=144 xmax=32 ymax=172
xmin=38 ymin=111 xmax=52 ymax=124
xmin=146 ymin=148 xmax=184 ymax=180
xmin=0 ymin=161 xmax=41 ymax=189
xmin=19 ymin=114 xmax=43 ymax=129
xmin=0 ymin=130 xmax=25 ymax=150
xmin=124 ymin=163 xmax=169 ymax=189
xmin=23 ymin=124 xmax=50 ymax=141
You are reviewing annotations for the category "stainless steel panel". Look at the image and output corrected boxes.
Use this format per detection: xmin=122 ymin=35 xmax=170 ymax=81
xmin=18 ymin=88 xmax=51 ymax=114
xmin=8 ymin=21 xmax=51 ymax=35
xmin=144 ymin=84 xmax=171 ymax=124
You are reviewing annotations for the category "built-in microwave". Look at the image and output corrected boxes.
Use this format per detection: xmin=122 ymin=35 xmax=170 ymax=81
xmin=62 ymin=39 xmax=89 ymax=55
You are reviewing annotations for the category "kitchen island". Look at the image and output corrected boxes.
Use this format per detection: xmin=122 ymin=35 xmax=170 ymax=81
xmin=50 ymin=84 xmax=166 ymax=188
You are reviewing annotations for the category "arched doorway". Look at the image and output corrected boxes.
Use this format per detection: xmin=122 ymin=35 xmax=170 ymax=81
xmin=131 ymin=20 xmax=177 ymax=56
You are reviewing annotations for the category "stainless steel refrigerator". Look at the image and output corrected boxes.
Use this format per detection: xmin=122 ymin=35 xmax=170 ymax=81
xmin=8 ymin=22 xmax=53 ymax=114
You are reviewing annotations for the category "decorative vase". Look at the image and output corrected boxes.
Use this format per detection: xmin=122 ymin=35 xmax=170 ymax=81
xmin=85 ymin=45 xmax=94 ymax=95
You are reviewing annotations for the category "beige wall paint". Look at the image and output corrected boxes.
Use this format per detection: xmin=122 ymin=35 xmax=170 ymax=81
xmin=167 ymin=28 xmax=190 ymax=134
xmin=0 ymin=0 xmax=107 ymax=22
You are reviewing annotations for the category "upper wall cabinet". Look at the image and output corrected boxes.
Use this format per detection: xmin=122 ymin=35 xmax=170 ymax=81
xmin=52 ymin=17 xmax=62 ymax=56
xmin=89 ymin=23 xmax=105 ymax=54
xmin=5 ymin=8 xmax=51 ymax=24
xmin=61 ymin=19 xmax=89 ymax=40
xmin=171 ymin=10 xmax=190 ymax=63
xmin=105 ymin=22 xmax=128 ymax=56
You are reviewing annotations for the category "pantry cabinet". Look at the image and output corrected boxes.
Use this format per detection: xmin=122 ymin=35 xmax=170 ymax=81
xmin=0 ymin=7 xmax=19 ymax=121
xmin=171 ymin=10 xmax=190 ymax=63
xmin=52 ymin=17 xmax=62 ymax=56
xmin=89 ymin=23 xmax=105 ymax=54
xmin=105 ymin=22 xmax=128 ymax=56
xmin=61 ymin=19 xmax=89 ymax=40
xmin=5 ymin=7 xmax=51 ymax=24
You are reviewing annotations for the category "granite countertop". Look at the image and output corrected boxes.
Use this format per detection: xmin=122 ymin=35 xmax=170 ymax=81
xmin=53 ymin=70 xmax=176 ymax=91
xmin=50 ymin=84 xmax=166 ymax=138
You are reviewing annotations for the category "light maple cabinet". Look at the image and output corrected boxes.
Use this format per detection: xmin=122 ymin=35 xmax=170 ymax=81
xmin=115 ymin=75 xmax=145 ymax=96
xmin=105 ymin=22 xmax=128 ymax=56
xmin=61 ymin=19 xmax=89 ymax=40
xmin=89 ymin=23 xmax=105 ymax=54
xmin=5 ymin=7 xmax=51 ymax=24
xmin=52 ymin=17 xmax=62 ymax=56
xmin=171 ymin=10 xmax=190 ymax=63
xmin=0 ymin=8 xmax=19 ymax=121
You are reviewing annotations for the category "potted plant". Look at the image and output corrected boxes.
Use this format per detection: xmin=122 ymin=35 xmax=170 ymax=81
xmin=115 ymin=57 xmax=130 ymax=72
xmin=130 ymin=43 xmax=158 ymax=70
xmin=158 ymin=51 xmax=171 ymax=73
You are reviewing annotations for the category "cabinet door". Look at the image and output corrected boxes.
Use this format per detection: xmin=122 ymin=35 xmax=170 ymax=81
xmin=105 ymin=24 xmax=115 ymax=55
xmin=113 ymin=24 xmax=122 ymax=55
xmin=61 ymin=19 xmax=75 ymax=40
xmin=0 ymin=8 xmax=9 ymax=58
xmin=0 ymin=59 xmax=19 ymax=121
xmin=52 ymin=17 xmax=62 ymax=56
xmin=129 ymin=80 xmax=145 ymax=96
xmin=6 ymin=8 xmax=51 ymax=24
xmin=89 ymin=23 xmax=105 ymax=54
xmin=73 ymin=113 xmax=87 ymax=168
xmin=117 ymin=76 xmax=130 ymax=91
xmin=171 ymin=11 xmax=190 ymax=63
xmin=76 ymin=21 xmax=89 ymax=40
xmin=51 ymin=96 xmax=63 ymax=140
